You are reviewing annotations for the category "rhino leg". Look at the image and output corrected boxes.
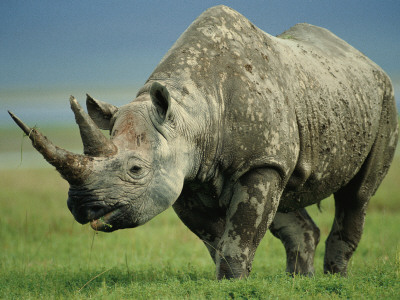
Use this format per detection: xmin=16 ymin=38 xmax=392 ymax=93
xmin=172 ymin=195 xmax=225 ymax=264
xmin=325 ymin=151 xmax=391 ymax=276
xmin=270 ymin=208 xmax=320 ymax=276
xmin=325 ymin=86 xmax=398 ymax=276
xmin=216 ymin=168 xmax=283 ymax=279
xmin=325 ymin=186 xmax=369 ymax=276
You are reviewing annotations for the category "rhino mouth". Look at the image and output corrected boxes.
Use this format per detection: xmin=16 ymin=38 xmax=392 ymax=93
xmin=89 ymin=208 xmax=121 ymax=232
xmin=90 ymin=209 xmax=121 ymax=232
xmin=69 ymin=200 xmax=125 ymax=232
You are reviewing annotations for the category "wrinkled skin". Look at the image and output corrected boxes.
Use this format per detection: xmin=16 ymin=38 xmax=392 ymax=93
xmin=10 ymin=5 xmax=398 ymax=279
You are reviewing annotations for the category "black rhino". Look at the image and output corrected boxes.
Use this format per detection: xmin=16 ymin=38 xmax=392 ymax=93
xmin=9 ymin=5 xmax=398 ymax=279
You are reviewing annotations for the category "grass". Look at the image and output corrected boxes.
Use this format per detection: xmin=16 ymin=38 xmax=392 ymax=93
xmin=0 ymin=129 xmax=399 ymax=299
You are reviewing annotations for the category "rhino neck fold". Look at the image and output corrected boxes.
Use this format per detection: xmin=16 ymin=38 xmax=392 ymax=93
xmin=146 ymin=78 xmax=224 ymax=184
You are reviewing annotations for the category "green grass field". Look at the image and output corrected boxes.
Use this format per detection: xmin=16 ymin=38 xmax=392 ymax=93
xmin=0 ymin=127 xmax=399 ymax=299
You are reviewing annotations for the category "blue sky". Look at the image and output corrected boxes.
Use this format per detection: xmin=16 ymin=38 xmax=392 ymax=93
xmin=1 ymin=0 xmax=399 ymax=124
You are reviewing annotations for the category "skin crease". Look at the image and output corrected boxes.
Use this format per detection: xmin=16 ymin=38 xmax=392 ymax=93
xmin=11 ymin=5 xmax=398 ymax=279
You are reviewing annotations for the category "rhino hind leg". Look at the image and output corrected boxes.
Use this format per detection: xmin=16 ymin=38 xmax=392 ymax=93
xmin=325 ymin=146 xmax=394 ymax=276
xmin=325 ymin=172 xmax=375 ymax=276
xmin=325 ymin=85 xmax=398 ymax=276
xmin=270 ymin=209 xmax=320 ymax=276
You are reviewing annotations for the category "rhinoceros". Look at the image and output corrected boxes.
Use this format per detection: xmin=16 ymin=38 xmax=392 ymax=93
xmin=9 ymin=5 xmax=398 ymax=279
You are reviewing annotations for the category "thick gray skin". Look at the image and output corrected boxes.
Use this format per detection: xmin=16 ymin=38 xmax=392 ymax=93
xmin=62 ymin=6 xmax=398 ymax=279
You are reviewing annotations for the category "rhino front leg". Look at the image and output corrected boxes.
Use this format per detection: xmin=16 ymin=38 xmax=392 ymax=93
xmin=172 ymin=192 xmax=225 ymax=264
xmin=269 ymin=209 xmax=320 ymax=276
xmin=216 ymin=168 xmax=283 ymax=279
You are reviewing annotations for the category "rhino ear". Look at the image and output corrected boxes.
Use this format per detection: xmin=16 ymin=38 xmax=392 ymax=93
xmin=86 ymin=94 xmax=118 ymax=130
xmin=150 ymin=82 xmax=171 ymax=123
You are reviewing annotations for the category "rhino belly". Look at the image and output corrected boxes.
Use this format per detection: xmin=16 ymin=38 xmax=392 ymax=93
xmin=278 ymin=147 xmax=371 ymax=212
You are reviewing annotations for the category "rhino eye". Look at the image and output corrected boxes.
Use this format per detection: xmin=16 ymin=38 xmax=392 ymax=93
xmin=130 ymin=166 xmax=142 ymax=174
xmin=128 ymin=165 xmax=148 ymax=180
xmin=127 ymin=158 xmax=149 ymax=180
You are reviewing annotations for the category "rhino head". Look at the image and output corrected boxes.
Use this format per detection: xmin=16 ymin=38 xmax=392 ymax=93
xmin=9 ymin=82 xmax=197 ymax=232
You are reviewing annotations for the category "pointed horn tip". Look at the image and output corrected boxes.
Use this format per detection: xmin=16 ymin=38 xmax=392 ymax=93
xmin=69 ymin=95 xmax=77 ymax=103
xmin=8 ymin=110 xmax=32 ymax=136
xmin=70 ymin=96 xmax=84 ymax=112
xmin=7 ymin=110 xmax=16 ymax=119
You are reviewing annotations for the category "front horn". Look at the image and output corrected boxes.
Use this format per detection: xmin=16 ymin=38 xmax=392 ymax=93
xmin=8 ymin=111 xmax=92 ymax=185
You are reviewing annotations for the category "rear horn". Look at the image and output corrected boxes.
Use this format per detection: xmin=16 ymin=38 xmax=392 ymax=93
xmin=69 ymin=96 xmax=116 ymax=157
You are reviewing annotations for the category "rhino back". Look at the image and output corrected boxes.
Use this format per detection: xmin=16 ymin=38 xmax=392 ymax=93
xmin=148 ymin=5 xmax=300 ymax=181
xmin=146 ymin=6 xmax=395 ymax=205
xmin=274 ymin=23 xmax=394 ymax=207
